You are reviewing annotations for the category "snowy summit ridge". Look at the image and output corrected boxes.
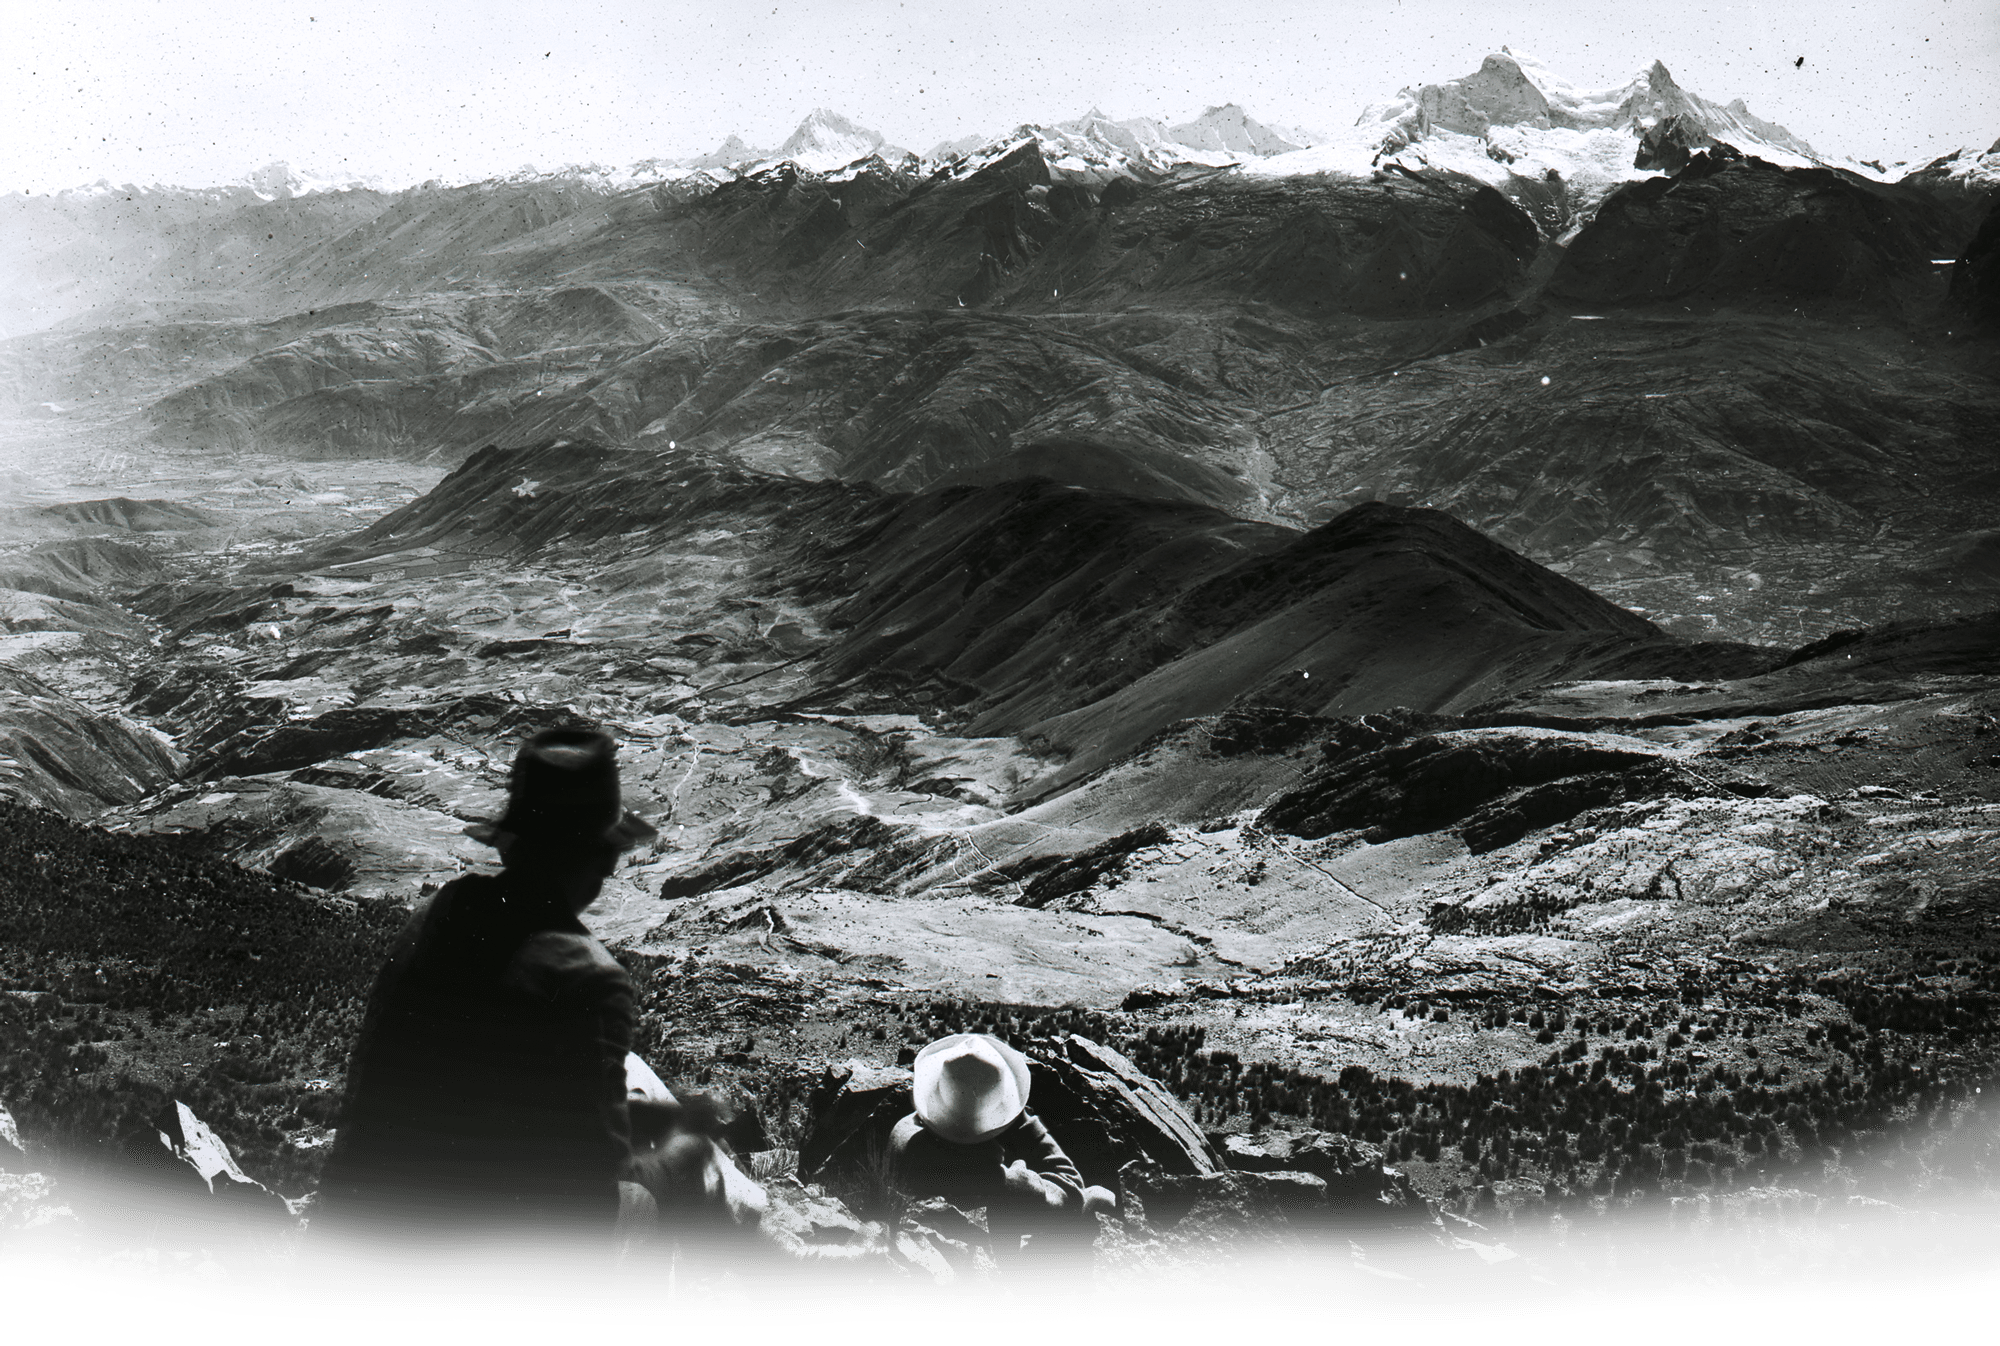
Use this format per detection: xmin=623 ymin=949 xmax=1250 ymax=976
xmin=934 ymin=109 xmax=1256 ymax=185
xmin=1237 ymin=48 xmax=1845 ymax=211
xmin=773 ymin=109 xmax=910 ymax=174
xmin=39 ymin=50 xmax=1971 ymax=200
xmin=1168 ymin=104 xmax=1308 ymax=157
xmin=245 ymin=161 xmax=382 ymax=199
xmin=927 ymin=48 xmax=1841 ymax=205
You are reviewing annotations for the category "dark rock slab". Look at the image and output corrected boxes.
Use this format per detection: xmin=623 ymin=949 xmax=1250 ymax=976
xmin=1022 ymin=1034 xmax=1223 ymax=1185
xmin=1260 ymin=725 xmax=1674 ymax=842
xmin=798 ymin=1063 xmax=912 ymax=1183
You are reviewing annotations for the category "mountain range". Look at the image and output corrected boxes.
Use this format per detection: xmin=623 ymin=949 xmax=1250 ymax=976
xmin=14 ymin=48 xmax=1991 ymax=342
xmin=36 ymin=50 xmax=1993 ymax=202
xmin=0 ymin=46 xmax=1997 ymax=1269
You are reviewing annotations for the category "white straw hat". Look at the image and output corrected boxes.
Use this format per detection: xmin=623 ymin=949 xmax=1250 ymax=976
xmin=912 ymin=1033 xmax=1031 ymax=1144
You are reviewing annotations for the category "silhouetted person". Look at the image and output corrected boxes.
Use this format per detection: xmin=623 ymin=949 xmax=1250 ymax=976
xmin=888 ymin=1033 xmax=1113 ymax=1275
xmin=315 ymin=728 xmax=656 ymax=1257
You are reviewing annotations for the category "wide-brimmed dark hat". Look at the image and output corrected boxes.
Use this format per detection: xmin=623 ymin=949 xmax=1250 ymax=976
xmin=464 ymin=728 xmax=658 ymax=852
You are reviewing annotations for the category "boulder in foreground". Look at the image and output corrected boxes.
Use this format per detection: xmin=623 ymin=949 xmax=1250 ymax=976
xmin=68 ymin=1088 xmax=292 ymax=1248
xmin=1020 ymin=1034 xmax=1224 ymax=1183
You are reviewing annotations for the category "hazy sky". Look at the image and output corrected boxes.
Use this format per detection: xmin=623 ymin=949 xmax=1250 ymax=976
xmin=4 ymin=0 xmax=1996 ymax=191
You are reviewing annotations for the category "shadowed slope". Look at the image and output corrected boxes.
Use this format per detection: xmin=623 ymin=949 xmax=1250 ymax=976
xmin=893 ymin=499 xmax=1714 ymax=791
xmin=491 ymin=309 xmax=1265 ymax=509
xmin=324 ymin=444 xmax=1749 ymax=803
xmin=1550 ymin=149 xmax=1966 ymax=315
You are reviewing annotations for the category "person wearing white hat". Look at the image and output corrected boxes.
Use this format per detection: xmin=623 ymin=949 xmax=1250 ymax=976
xmin=889 ymin=1033 xmax=1105 ymax=1268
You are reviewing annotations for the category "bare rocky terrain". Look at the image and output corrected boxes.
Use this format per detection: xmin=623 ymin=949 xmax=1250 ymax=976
xmin=1 ymin=124 xmax=1997 ymax=1293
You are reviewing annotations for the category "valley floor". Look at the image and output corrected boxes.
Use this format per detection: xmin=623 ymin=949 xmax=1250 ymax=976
xmin=0 ymin=415 xmax=1996 ymax=1295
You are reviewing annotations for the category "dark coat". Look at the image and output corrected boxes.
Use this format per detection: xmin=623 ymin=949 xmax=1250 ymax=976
xmin=888 ymin=1109 xmax=1093 ymax=1266
xmin=888 ymin=1109 xmax=1086 ymax=1212
xmin=316 ymin=871 xmax=634 ymax=1240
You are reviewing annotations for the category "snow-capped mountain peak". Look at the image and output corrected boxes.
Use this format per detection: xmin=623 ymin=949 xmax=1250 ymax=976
xmin=930 ymin=103 xmax=1314 ymax=184
xmin=775 ymin=109 xmax=892 ymax=174
xmin=38 ymin=50 xmax=1938 ymax=207
xmin=1169 ymin=104 xmax=1305 ymax=156
xmin=244 ymin=161 xmax=380 ymax=199
xmin=687 ymin=134 xmax=768 ymax=170
xmin=1242 ymin=49 xmax=1834 ymax=229
xmin=1898 ymin=136 xmax=2000 ymax=194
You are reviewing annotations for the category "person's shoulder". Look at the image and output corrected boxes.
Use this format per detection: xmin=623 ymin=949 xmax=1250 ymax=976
xmin=510 ymin=930 xmax=626 ymax=981
xmin=1003 ymin=1111 xmax=1075 ymax=1160
xmin=410 ymin=873 xmax=485 ymax=924
xmin=393 ymin=873 xmax=484 ymax=937
xmin=503 ymin=930 xmax=632 ymax=1004
xmin=383 ymin=881 xmax=451 ymax=953
xmin=1007 ymin=1110 xmax=1054 ymax=1139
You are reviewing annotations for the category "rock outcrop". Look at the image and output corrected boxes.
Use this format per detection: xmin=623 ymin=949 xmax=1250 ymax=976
xmin=1022 ymin=1034 xmax=1223 ymax=1183
xmin=1260 ymin=725 xmax=1694 ymax=843
xmin=68 ymin=1104 xmax=292 ymax=1248
xmin=0 ymin=1101 xmax=27 ymax=1171
xmin=1104 ymin=1160 xmax=1320 ymax=1288
xmin=799 ymin=1063 xmax=913 ymax=1184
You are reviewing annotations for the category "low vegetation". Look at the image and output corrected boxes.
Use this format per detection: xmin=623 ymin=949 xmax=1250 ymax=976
xmin=851 ymin=985 xmax=2000 ymax=1213
xmin=0 ymin=799 xmax=402 ymax=1195
xmin=3 ymin=793 xmax=1995 ymax=1237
